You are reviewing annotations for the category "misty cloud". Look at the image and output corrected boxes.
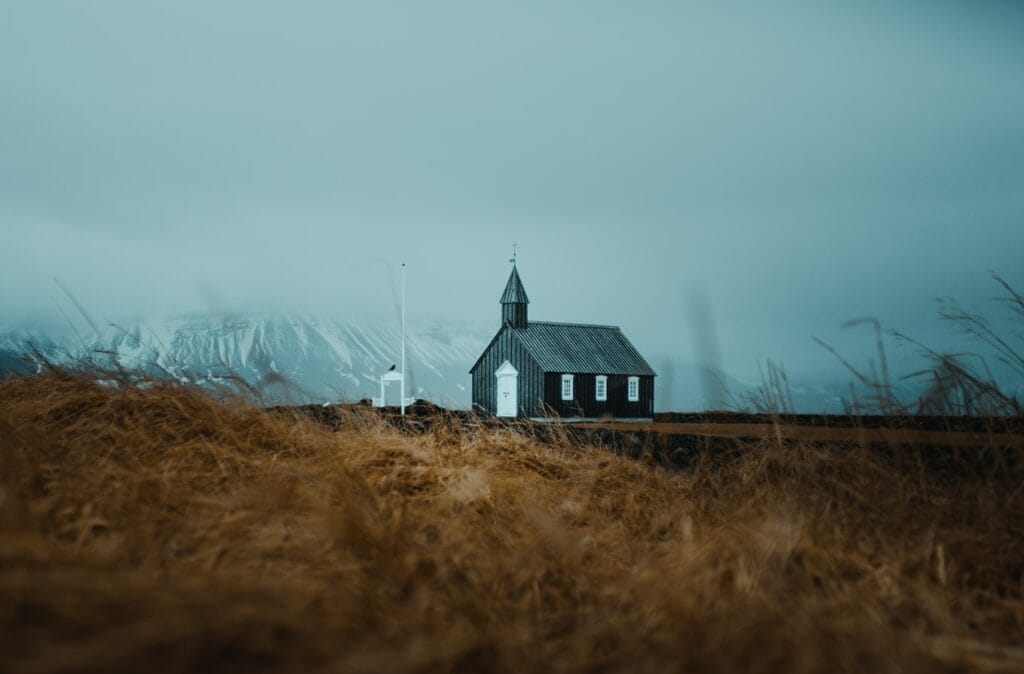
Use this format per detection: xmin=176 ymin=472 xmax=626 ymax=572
xmin=2 ymin=0 xmax=1023 ymax=394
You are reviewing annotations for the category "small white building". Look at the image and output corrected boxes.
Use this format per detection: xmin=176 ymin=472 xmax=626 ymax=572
xmin=373 ymin=370 xmax=415 ymax=408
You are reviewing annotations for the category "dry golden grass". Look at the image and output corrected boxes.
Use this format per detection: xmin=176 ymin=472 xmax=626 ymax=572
xmin=579 ymin=421 xmax=1024 ymax=448
xmin=2 ymin=371 xmax=1023 ymax=673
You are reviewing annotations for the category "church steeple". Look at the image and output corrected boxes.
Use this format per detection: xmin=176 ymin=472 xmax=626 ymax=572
xmin=500 ymin=263 xmax=529 ymax=329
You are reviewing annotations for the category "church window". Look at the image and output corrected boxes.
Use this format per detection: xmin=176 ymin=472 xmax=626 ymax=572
xmin=627 ymin=376 xmax=639 ymax=401
xmin=561 ymin=374 xmax=574 ymax=400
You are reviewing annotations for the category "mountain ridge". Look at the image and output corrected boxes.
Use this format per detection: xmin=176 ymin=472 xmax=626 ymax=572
xmin=1 ymin=313 xmax=856 ymax=412
xmin=0 ymin=315 xmax=489 ymax=407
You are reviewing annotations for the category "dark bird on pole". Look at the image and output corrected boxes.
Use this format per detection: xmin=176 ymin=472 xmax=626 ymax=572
xmin=388 ymin=364 xmax=396 ymax=371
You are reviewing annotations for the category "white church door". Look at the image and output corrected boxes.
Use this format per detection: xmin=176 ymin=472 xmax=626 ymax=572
xmin=495 ymin=360 xmax=519 ymax=417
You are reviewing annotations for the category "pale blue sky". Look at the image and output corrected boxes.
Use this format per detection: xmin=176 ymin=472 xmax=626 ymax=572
xmin=2 ymin=1 xmax=1023 ymax=384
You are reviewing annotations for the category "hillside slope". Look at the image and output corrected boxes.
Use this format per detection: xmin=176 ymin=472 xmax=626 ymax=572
xmin=0 ymin=316 xmax=489 ymax=406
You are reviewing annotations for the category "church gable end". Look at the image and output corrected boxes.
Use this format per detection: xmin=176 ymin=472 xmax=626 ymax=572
xmin=470 ymin=325 xmax=544 ymax=417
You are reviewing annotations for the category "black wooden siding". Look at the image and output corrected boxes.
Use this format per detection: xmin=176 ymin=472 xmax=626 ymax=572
xmin=470 ymin=328 xmax=545 ymax=417
xmin=542 ymin=373 xmax=654 ymax=419
xmin=502 ymin=303 xmax=527 ymax=329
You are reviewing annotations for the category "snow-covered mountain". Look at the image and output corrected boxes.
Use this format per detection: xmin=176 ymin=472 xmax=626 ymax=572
xmin=0 ymin=314 xmax=864 ymax=412
xmin=0 ymin=315 xmax=492 ymax=407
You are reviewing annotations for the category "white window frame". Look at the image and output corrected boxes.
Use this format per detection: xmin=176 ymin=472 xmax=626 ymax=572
xmin=627 ymin=376 xmax=640 ymax=402
xmin=595 ymin=375 xmax=607 ymax=401
xmin=561 ymin=374 xmax=574 ymax=401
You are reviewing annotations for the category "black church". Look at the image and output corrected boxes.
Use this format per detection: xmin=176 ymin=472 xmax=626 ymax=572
xmin=470 ymin=264 xmax=655 ymax=420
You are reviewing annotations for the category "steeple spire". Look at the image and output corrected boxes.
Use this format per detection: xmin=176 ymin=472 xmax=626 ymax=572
xmin=500 ymin=260 xmax=529 ymax=328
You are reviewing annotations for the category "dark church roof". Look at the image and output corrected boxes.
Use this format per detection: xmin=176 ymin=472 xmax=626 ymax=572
xmin=470 ymin=320 xmax=656 ymax=376
xmin=499 ymin=266 xmax=529 ymax=304
xmin=516 ymin=321 xmax=655 ymax=376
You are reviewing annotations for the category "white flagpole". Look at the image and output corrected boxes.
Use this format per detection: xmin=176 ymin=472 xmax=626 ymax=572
xmin=401 ymin=262 xmax=406 ymax=417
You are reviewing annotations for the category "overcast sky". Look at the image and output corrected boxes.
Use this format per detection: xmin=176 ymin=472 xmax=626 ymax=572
xmin=2 ymin=1 xmax=1023 ymax=383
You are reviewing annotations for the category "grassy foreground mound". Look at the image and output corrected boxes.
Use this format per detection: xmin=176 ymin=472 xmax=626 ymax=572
xmin=1 ymin=373 xmax=1022 ymax=673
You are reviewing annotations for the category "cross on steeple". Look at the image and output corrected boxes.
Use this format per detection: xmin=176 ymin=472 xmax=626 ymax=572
xmin=509 ymin=242 xmax=518 ymax=265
